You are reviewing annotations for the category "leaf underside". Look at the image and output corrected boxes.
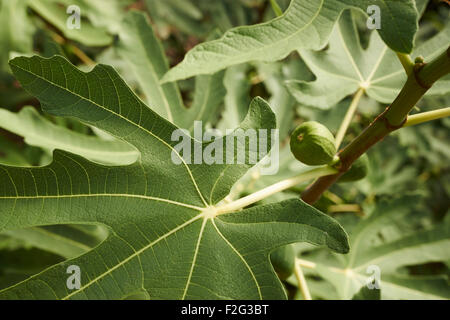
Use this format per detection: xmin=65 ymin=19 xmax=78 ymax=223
xmin=286 ymin=12 xmax=450 ymax=109
xmin=297 ymin=195 xmax=450 ymax=300
xmin=161 ymin=0 xmax=418 ymax=82
xmin=0 ymin=55 xmax=349 ymax=300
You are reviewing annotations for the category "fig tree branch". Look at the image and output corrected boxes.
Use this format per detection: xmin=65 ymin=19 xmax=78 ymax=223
xmin=301 ymin=46 xmax=450 ymax=204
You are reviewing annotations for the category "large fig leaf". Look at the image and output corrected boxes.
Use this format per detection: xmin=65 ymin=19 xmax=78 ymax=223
xmin=0 ymin=0 xmax=35 ymax=71
xmin=0 ymin=107 xmax=139 ymax=166
xmin=161 ymin=0 xmax=419 ymax=82
xmin=116 ymin=11 xmax=226 ymax=129
xmin=286 ymin=11 xmax=450 ymax=109
xmin=1 ymin=224 xmax=107 ymax=259
xmin=0 ymin=55 xmax=348 ymax=299
xmin=293 ymin=195 xmax=450 ymax=300
xmin=28 ymin=0 xmax=112 ymax=47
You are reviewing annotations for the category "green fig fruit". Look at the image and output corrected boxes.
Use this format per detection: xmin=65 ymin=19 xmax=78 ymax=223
xmin=338 ymin=154 xmax=369 ymax=183
xmin=270 ymin=244 xmax=295 ymax=280
xmin=290 ymin=121 xmax=336 ymax=166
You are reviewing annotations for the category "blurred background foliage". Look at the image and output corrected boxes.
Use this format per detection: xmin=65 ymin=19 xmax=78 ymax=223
xmin=0 ymin=0 xmax=448 ymax=299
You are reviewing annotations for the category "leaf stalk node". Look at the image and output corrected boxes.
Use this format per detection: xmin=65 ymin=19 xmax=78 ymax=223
xmin=413 ymin=62 xmax=431 ymax=89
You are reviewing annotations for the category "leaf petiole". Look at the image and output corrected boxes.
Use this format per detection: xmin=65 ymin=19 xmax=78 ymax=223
xmin=270 ymin=0 xmax=283 ymax=17
xmin=294 ymin=259 xmax=312 ymax=300
xmin=216 ymin=166 xmax=338 ymax=215
xmin=335 ymin=87 xmax=365 ymax=149
xmin=396 ymin=52 xmax=414 ymax=76
xmin=403 ymin=107 xmax=450 ymax=127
